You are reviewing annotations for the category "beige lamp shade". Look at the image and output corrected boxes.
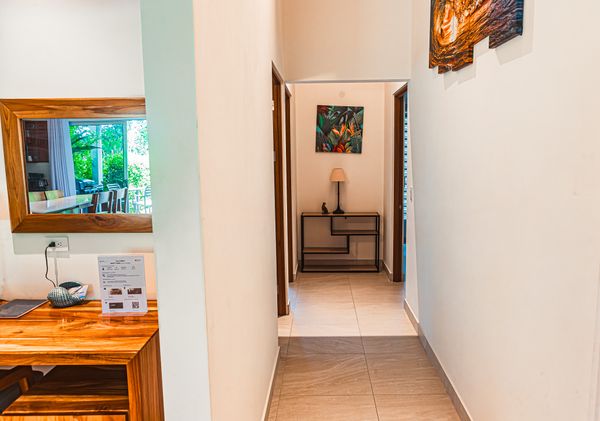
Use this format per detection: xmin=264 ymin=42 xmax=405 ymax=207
xmin=330 ymin=168 xmax=347 ymax=183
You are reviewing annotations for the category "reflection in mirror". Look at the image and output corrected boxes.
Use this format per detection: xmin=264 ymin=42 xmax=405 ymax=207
xmin=23 ymin=118 xmax=152 ymax=215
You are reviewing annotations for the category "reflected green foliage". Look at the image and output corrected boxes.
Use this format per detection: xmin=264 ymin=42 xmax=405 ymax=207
xmin=70 ymin=120 xmax=150 ymax=191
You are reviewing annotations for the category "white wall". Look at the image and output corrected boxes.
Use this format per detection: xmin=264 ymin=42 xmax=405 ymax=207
xmin=294 ymin=83 xmax=386 ymax=261
xmin=140 ymin=0 xmax=212 ymax=419
xmin=282 ymin=0 xmax=412 ymax=82
xmin=288 ymin=84 xmax=300 ymax=276
xmin=0 ymin=0 xmax=155 ymax=301
xmin=410 ymin=0 xmax=600 ymax=420
xmin=193 ymin=0 xmax=285 ymax=419
xmin=143 ymin=0 xmax=285 ymax=418
xmin=382 ymin=82 xmax=419 ymax=317
xmin=404 ymin=118 xmax=419 ymax=319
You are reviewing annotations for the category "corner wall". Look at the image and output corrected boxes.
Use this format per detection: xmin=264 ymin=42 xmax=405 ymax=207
xmin=294 ymin=83 xmax=386 ymax=261
xmin=410 ymin=0 xmax=600 ymax=420
xmin=382 ymin=82 xmax=419 ymax=318
xmin=193 ymin=0 xmax=285 ymax=419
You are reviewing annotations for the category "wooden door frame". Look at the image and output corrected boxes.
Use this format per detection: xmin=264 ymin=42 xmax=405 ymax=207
xmin=272 ymin=65 xmax=287 ymax=316
xmin=284 ymin=88 xmax=294 ymax=286
xmin=393 ymin=85 xmax=408 ymax=283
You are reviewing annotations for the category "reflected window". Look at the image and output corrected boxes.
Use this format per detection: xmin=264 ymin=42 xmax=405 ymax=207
xmin=23 ymin=118 xmax=152 ymax=215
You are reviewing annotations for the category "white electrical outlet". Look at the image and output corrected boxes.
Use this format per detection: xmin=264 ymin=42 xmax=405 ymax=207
xmin=48 ymin=237 xmax=69 ymax=253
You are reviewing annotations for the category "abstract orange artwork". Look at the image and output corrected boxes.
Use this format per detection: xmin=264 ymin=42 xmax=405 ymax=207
xmin=429 ymin=0 xmax=524 ymax=73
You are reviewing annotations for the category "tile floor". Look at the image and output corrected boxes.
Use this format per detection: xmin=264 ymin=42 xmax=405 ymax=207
xmin=269 ymin=272 xmax=460 ymax=421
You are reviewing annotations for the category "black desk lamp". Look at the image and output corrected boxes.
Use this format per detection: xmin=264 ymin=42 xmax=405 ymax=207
xmin=330 ymin=168 xmax=347 ymax=214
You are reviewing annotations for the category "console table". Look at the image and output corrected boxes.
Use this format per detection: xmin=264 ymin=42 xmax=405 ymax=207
xmin=300 ymin=212 xmax=380 ymax=273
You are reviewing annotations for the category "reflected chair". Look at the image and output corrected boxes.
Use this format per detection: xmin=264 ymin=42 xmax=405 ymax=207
xmin=112 ymin=188 xmax=128 ymax=213
xmin=132 ymin=186 xmax=152 ymax=214
xmin=27 ymin=192 xmax=46 ymax=202
xmin=44 ymin=190 xmax=64 ymax=200
xmin=86 ymin=191 xmax=114 ymax=214
xmin=0 ymin=366 xmax=41 ymax=413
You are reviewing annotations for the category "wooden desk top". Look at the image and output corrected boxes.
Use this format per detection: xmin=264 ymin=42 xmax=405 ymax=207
xmin=0 ymin=300 xmax=158 ymax=365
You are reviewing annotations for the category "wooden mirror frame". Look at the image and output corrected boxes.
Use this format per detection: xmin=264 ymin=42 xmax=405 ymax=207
xmin=0 ymin=98 xmax=152 ymax=233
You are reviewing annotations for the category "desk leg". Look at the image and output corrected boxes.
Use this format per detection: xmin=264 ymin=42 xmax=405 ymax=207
xmin=126 ymin=333 xmax=165 ymax=420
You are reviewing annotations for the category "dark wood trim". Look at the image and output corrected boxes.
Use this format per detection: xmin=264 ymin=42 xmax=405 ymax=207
xmin=393 ymin=85 xmax=408 ymax=98
xmin=0 ymin=98 xmax=151 ymax=233
xmin=404 ymin=300 xmax=472 ymax=421
xmin=392 ymin=87 xmax=408 ymax=282
xmin=272 ymin=68 xmax=288 ymax=317
xmin=284 ymin=89 xmax=294 ymax=285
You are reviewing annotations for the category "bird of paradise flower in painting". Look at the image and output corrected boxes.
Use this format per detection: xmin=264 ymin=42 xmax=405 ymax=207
xmin=316 ymin=105 xmax=364 ymax=154
xmin=429 ymin=0 xmax=524 ymax=73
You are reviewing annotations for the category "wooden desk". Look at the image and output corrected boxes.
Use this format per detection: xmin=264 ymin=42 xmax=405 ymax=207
xmin=0 ymin=301 xmax=164 ymax=420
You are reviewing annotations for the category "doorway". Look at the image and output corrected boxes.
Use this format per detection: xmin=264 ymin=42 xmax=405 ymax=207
xmin=393 ymin=85 xmax=408 ymax=283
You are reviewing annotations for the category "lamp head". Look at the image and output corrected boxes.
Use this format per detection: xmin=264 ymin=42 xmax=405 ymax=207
xmin=330 ymin=168 xmax=347 ymax=183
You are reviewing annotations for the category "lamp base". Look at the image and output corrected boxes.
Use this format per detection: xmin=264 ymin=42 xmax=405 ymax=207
xmin=333 ymin=208 xmax=345 ymax=215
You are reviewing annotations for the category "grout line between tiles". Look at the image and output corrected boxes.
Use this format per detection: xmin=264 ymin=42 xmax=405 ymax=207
xmin=349 ymin=276 xmax=381 ymax=420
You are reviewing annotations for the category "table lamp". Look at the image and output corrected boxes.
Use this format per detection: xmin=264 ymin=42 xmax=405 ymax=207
xmin=330 ymin=168 xmax=347 ymax=214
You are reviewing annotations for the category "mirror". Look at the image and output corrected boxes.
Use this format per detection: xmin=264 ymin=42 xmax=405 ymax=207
xmin=24 ymin=118 xmax=151 ymax=215
xmin=0 ymin=98 xmax=152 ymax=233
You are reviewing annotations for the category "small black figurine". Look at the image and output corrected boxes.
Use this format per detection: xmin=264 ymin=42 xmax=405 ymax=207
xmin=321 ymin=202 xmax=329 ymax=214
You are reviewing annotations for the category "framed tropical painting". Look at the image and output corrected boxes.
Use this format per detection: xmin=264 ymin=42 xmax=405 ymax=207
xmin=316 ymin=105 xmax=364 ymax=154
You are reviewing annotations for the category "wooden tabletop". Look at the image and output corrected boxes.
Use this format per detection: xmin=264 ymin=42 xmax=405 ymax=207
xmin=0 ymin=300 xmax=159 ymax=365
xmin=29 ymin=194 xmax=93 ymax=214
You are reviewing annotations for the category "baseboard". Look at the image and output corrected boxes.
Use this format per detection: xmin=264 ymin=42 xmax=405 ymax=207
xmin=404 ymin=299 xmax=419 ymax=333
xmin=404 ymin=300 xmax=472 ymax=421
xmin=382 ymin=261 xmax=393 ymax=281
xmin=262 ymin=347 xmax=281 ymax=421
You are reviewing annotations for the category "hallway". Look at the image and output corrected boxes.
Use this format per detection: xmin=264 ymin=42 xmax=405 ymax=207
xmin=269 ymin=273 xmax=460 ymax=420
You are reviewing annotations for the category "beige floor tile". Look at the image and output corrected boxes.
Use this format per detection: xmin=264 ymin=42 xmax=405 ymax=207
xmin=362 ymin=336 xmax=425 ymax=354
xmin=375 ymin=394 xmax=460 ymax=421
xmin=296 ymin=287 xmax=354 ymax=304
xmin=291 ymin=302 xmax=360 ymax=337
xmin=367 ymin=354 xmax=446 ymax=395
xmin=288 ymin=337 xmax=364 ymax=355
xmin=351 ymin=287 xmax=404 ymax=304
xmin=296 ymin=273 xmax=349 ymax=283
xmin=282 ymin=354 xmax=372 ymax=396
xmin=291 ymin=322 xmax=361 ymax=338
xmin=355 ymin=302 xmax=408 ymax=319
xmin=270 ymin=275 xmax=459 ymax=420
xmin=278 ymin=314 xmax=293 ymax=337
xmin=276 ymin=395 xmax=378 ymax=421
xmin=353 ymin=295 xmax=405 ymax=306
xmin=279 ymin=337 xmax=290 ymax=357
xmin=347 ymin=272 xmax=390 ymax=281
xmin=356 ymin=307 xmax=417 ymax=336
xmin=358 ymin=318 xmax=418 ymax=337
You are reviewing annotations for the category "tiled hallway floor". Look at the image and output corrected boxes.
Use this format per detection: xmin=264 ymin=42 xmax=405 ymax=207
xmin=269 ymin=272 xmax=460 ymax=421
